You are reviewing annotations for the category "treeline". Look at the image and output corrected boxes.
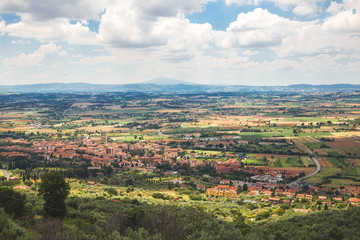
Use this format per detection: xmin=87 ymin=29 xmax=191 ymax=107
xmin=1 ymin=188 xmax=360 ymax=240
xmin=247 ymin=207 xmax=360 ymax=240
xmin=0 ymin=189 xmax=244 ymax=240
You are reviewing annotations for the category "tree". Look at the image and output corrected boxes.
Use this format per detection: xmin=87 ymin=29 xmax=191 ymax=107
xmin=242 ymin=183 xmax=248 ymax=192
xmin=105 ymin=187 xmax=118 ymax=196
xmin=0 ymin=187 xmax=26 ymax=218
xmin=38 ymin=172 xmax=70 ymax=218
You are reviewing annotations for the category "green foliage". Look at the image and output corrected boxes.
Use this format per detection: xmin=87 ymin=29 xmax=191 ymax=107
xmin=38 ymin=171 xmax=70 ymax=218
xmin=0 ymin=187 xmax=26 ymax=217
xmin=189 ymin=194 xmax=203 ymax=201
xmin=247 ymin=207 xmax=360 ymax=240
xmin=0 ymin=208 xmax=26 ymax=240
xmin=105 ymin=187 xmax=118 ymax=196
xmin=152 ymin=192 xmax=165 ymax=200
xmin=256 ymin=210 xmax=271 ymax=220
xmin=273 ymin=207 xmax=285 ymax=215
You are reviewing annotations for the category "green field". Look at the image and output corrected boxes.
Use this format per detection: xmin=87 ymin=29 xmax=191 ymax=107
xmin=323 ymin=148 xmax=343 ymax=157
xmin=284 ymin=117 xmax=339 ymax=123
xmin=272 ymin=157 xmax=304 ymax=167
xmin=304 ymin=142 xmax=326 ymax=149
xmin=242 ymin=158 xmax=267 ymax=165
xmin=306 ymin=167 xmax=342 ymax=183
xmin=301 ymin=157 xmax=314 ymax=167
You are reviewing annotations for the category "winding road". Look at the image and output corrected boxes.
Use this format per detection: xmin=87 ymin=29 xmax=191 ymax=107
xmin=288 ymin=144 xmax=322 ymax=186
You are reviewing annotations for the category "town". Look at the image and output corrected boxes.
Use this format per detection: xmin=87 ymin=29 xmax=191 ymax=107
xmin=1 ymin=92 xmax=360 ymax=204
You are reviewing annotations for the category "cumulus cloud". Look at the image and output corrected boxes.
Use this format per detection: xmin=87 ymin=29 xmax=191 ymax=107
xmin=0 ymin=20 xmax=5 ymax=36
xmin=222 ymin=8 xmax=303 ymax=48
xmin=0 ymin=0 xmax=105 ymax=20
xmin=323 ymin=9 xmax=360 ymax=33
xmin=225 ymin=0 xmax=259 ymax=6
xmin=226 ymin=0 xmax=324 ymax=15
xmin=3 ymin=42 xmax=66 ymax=67
xmin=0 ymin=17 xmax=98 ymax=44
xmin=78 ymin=55 xmax=116 ymax=65
xmin=11 ymin=39 xmax=31 ymax=44
xmin=0 ymin=0 xmax=359 ymax=85
xmin=243 ymin=50 xmax=258 ymax=56
xmin=0 ymin=0 xmax=213 ymax=21
xmin=135 ymin=0 xmax=214 ymax=18
xmin=293 ymin=4 xmax=317 ymax=16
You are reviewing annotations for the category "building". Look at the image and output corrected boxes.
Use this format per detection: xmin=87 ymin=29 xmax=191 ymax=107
xmin=101 ymin=131 xmax=108 ymax=141
xmin=206 ymin=185 xmax=238 ymax=198
xmin=106 ymin=147 xmax=114 ymax=155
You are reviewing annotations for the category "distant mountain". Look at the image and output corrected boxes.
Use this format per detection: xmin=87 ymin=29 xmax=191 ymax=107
xmin=144 ymin=77 xmax=197 ymax=85
xmin=288 ymin=84 xmax=359 ymax=92
xmin=0 ymin=82 xmax=359 ymax=93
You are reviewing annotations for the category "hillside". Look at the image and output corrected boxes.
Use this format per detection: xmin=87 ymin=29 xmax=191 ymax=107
xmin=0 ymin=82 xmax=359 ymax=93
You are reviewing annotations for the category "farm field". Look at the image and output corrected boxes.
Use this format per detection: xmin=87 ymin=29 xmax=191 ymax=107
xmin=0 ymin=91 xmax=360 ymax=239
xmin=0 ymin=91 xmax=359 ymax=187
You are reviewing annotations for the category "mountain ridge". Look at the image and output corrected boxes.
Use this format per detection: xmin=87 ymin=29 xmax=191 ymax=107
xmin=0 ymin=82 xmax=359 ymax=93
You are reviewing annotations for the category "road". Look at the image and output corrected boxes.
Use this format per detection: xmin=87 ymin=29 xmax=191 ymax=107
xmin=0 ymin=169 xmax=10 ymax=180
xmin=288 ymin=145 xmax=321 ymax=186
xmin=157 ymin=131 xmax=166 ymax=136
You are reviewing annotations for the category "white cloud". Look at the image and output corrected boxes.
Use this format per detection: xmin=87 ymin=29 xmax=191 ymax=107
xmin=323 ymin=10 xmax=360 ymax=33
xmin=0 ymin=0 xmax=359 ymax=85
xmin=78 ymin=55 xmax=116 ymax=65
xmin=326 ymin=2 xmax=343 ymax=13
xmin=243 ymin=50 xmax=258 ymax=56
xmin=0 ymin=17 xmax=98 ymax=44
xmin=0 ymin=20 xmax=5 ymax=36
xmin=11 ymin=39 xmax=31 ymax=44
xmin=97 ymin=2 xmax=166 ymax=48
xmin=0 ymin=0 xmax=106 ymax=20
xmin=135 ymin=0 xmax=214 ymax=18
xmin=3 ymin=42 xmax=65 ymax=67
xmin=226 ymin=0 xmax=324 ymax=15
xmin=225 ymin=0 xmax=259 ymax=6
xmin=293 ymin=4 xmax=317 ymax=16
xmin=98 ymin=2 xmax=214 ymax=50
xmin=226 ymin=0 xmax=325 ymax=8
xmin=222 ymin=8 xmax=302 ymax=48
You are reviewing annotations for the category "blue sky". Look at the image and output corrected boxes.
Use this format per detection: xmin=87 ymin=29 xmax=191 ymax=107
xmin=0 ymin=0 xmax=359 ymax=86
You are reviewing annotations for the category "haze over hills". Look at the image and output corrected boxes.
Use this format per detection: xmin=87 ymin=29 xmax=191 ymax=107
xmin=144 ymin=77 xmax=198 ymax=85
xmin=0 ymin=80 xmax=359 ymax=93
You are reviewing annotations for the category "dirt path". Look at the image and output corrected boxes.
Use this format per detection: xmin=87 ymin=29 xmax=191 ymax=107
xmin=0 ymin=169 xmax=10 ymax=180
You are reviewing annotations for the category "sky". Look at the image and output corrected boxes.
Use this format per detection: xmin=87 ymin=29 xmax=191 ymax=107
xmin=0 ymin=0 xmax=359 ymax=86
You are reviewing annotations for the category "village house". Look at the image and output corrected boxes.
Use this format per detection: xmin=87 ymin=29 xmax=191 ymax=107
xmin=206 ymin=185 xmax=238 ymax=198
xmin=268 ymin=197 xmax=281 ymax=204
xmin=348 ymin=197 xmax=360 ymax=205
xmin=220 ymin=179 xmax=230 ymax=185
xmin=318 ymin=196 xmax=327 ymax=201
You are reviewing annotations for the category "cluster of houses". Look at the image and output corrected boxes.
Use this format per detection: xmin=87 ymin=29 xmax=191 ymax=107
xmin=1 ymin=137 xmax=244 ymax=175
xmin=2 ymin=136 xmax=360 ymax=205
xmin=203 ymin=180 xmax=360 ymax=206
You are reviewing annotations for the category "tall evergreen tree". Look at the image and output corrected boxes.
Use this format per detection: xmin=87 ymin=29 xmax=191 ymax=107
xmin=38 ymin=171 xmax=70 ymax=218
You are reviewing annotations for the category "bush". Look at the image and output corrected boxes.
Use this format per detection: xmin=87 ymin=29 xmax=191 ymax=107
xmin=105 ymin=187 xmax=118 ymax=196
xmin=0 ymin=187 xmax=26 ymax=217
xmin=152 ymin=193 xmax=165 ymax=200
xmin=189 ymin=194 xmax=202 ymax=201
xmin=24 ymin=180 xmax=33 ymax=186
xmin=0 ymin=208 xmax=26 ymax=240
